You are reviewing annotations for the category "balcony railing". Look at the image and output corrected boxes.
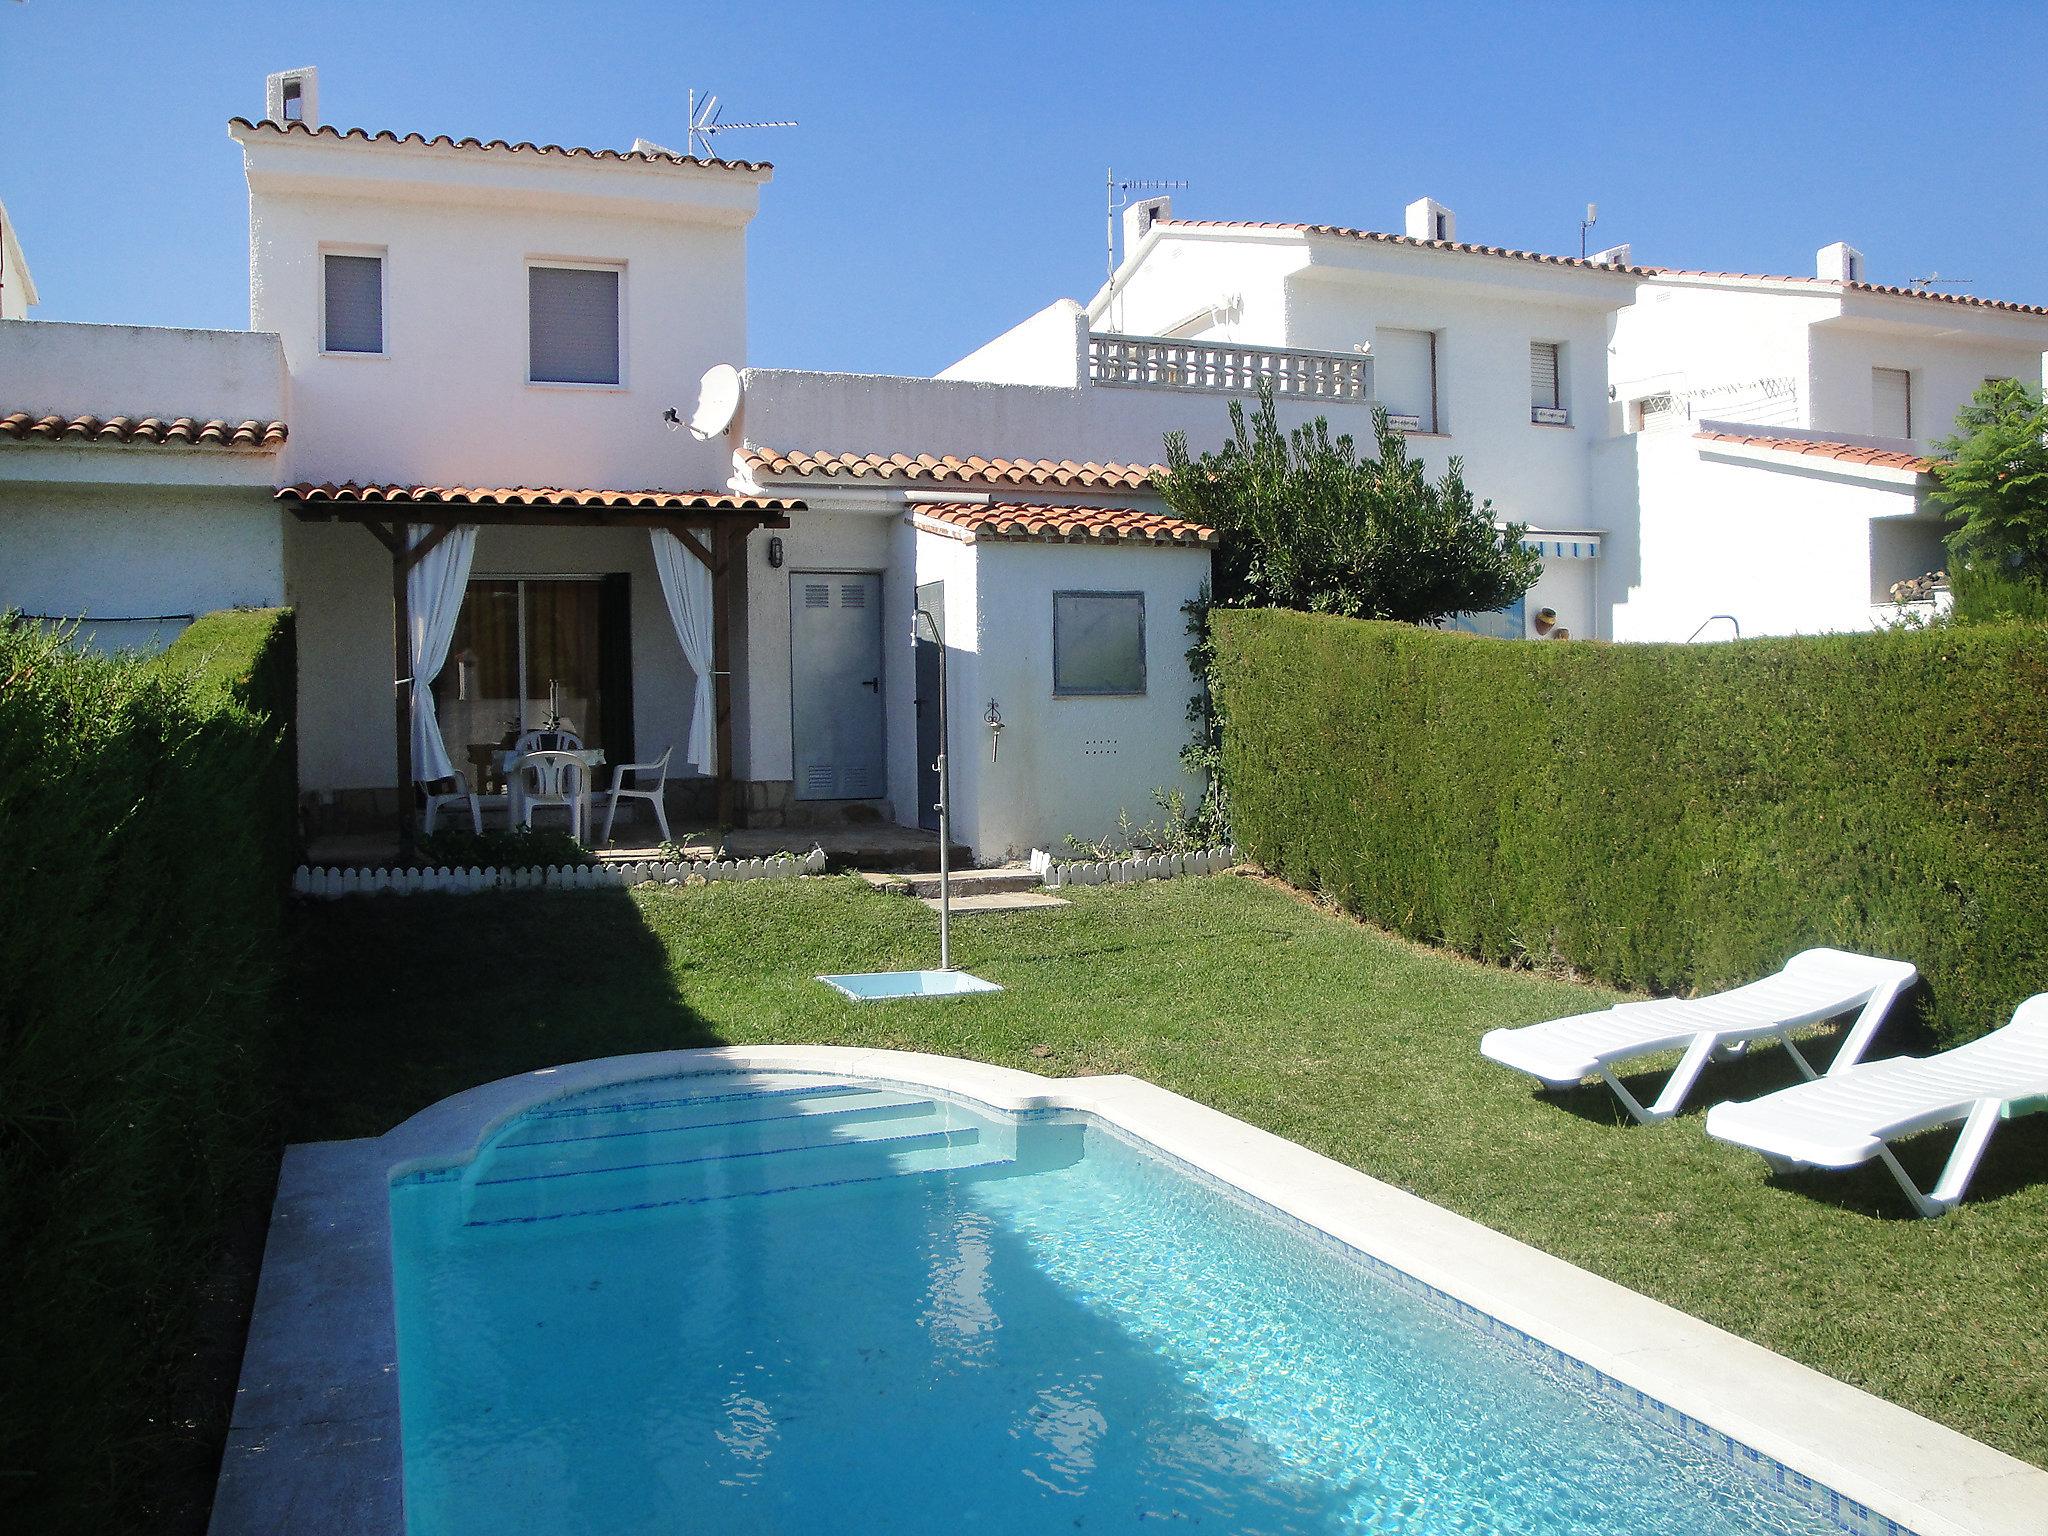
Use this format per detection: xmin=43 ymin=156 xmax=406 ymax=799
xmin=1088 ymin=333 xmax=1372 ymax=401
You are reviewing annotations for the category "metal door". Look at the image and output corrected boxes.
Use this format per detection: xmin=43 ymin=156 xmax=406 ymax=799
xmin=791 ymin=571 xmax=886 ymax=800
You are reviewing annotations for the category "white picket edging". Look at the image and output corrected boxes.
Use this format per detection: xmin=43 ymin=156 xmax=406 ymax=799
xmin=1031 ymin=844 xmax=1239 ymax=890
xmin=293 ymin=846 xmax=830 ymax=899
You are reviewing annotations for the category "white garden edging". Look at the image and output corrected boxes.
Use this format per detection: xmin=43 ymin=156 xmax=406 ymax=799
xmin=292 ymin=846 xmax=829 ymax=899
xmin=1029 ymin=844 xmax=1239 ymax=889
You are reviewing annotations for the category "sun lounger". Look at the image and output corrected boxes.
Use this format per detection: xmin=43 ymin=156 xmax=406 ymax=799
xmin=1480 ymin=948 xmax=1917 ymax=1124
xmin=1706 ymin=994 xmax=2048 ymax=1216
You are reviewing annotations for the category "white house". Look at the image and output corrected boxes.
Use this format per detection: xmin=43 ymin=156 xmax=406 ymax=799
xmin=0 ymin=72 xmax=1238 ymax=861
xmin=962 ymin=194 xmax=2048 ymax=642
xmin=6 ymin=72 xmax=2047 ymax=859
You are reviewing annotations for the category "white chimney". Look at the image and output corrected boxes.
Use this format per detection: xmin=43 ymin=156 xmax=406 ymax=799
xmin=1123 ymin=195 xmax=1172 ymax=257
xmin=1406 ymin=197 xmax=1456 ymax=243
xmin=1588 ymin=242 xmax=1633 ymax=268
xmin=1817 ymin=241 xmax=1865 ymax=285
xmin=265 ymin=67 xmax=320 ymax=129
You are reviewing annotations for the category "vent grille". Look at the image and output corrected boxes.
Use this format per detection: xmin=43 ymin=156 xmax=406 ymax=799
xmin=840 ymin=583 xmax=867 ymax=609
xmin=803 ymin=583 xmax=830 ymax=609
xmin=805 ymin=764 xmax=837 ymax=795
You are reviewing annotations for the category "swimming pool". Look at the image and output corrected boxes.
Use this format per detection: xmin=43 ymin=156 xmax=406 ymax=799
xmin=212 ymin=1048 xmax=2038 ymax=1536
xmin=391 ymin=1072 xmax=1837 ymax=1535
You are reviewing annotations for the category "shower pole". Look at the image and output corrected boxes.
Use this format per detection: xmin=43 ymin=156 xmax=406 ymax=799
xmin=915 ymin=606 xmax=951 ymax=970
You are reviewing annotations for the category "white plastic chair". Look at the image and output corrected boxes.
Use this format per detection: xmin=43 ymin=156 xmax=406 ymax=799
xmin=513 ymin=726 xmax=582 ymax=755
xmin=516 ymin=750 xmax=586 ymax=841
xmin=420 ymin=772 xmax=482 ymax=836
xmin=1706 ymin=994 xmax=2048 ymax=1217
xmin=1480 ymin=948 xmax=1917 ymax=1123
xmin=600 ymin=747 xmax=673 ymax=844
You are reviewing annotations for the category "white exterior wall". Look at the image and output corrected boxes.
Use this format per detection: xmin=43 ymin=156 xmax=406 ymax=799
xmin=1 ymin=318 xmax=287 ymax=423
xmin=1090 ymin=232 xmax=1305 ymax=343
xmin=1806 ymin=320 xmax=2046 ymax=448
xmin=908 ymin=529 xmax=1206 ymax=859
xmin=1283 ymin=269 xmax=1614 ymax=528
xmin=0 ymin=320 xmax=289 ymax=650
xmin=0 ymin=483 xmax=283 ymax=651
xmin=1607 ymin=283 xmax=1830 ymax=431
xmin=239 ymin=132 xmax=758 ymax=493
xmin=1609 ymin=434 xmax=1938 ymax=641
xmin=939 ymin=300 xmax=1088 ymax=386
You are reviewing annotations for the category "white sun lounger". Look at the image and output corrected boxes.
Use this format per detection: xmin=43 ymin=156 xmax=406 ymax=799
xmin=1479 ymin=948 xmax=1917 ymax=1124
xmin=1706 ymin=994 xmax=2048 ymax=1217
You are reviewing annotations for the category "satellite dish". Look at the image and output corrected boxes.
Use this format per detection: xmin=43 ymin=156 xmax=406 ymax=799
xmin=689 ymin=364 xmax=743 ymax=439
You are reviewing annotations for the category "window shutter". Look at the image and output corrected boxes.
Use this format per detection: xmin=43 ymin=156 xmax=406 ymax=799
xmin=1872 ymin=368 xmax=1912 ymax=438
xmin=1529 ymin=342 xmax=1560 ymax=411
xmin=529 ymin=266 xmax=621 ymax=384
xmin=323 ymin=254 xmax=383 ymax=353
xmin=1374 ymin=328 xmax=1437 ymax=432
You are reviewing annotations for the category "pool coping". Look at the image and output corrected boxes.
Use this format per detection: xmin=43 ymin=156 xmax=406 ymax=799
xmin=209 ymin=1045 xmax=2048 ymax=1536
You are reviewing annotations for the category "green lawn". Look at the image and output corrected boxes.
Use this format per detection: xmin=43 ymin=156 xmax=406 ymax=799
xmin=289 ymin=874 xmax=2048 ymax=1469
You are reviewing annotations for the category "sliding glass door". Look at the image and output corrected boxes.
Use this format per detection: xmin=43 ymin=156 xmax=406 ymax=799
xmin=432 ymin=576 xmax=631 ymax=791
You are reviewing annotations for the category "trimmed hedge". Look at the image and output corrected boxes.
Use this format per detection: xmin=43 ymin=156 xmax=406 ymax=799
xmin=1211 ymin=609 xmax=2048 ymax=1046
xmin=0 ymin=609 xmax=295 ymax=1529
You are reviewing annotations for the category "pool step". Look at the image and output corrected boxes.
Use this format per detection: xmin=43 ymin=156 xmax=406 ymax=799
xmin=461 ymin=1096 xmax=1021 ymax=1226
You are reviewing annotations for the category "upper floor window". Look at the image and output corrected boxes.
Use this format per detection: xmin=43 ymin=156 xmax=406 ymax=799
xmin=322 ymin=251 xmax=384 ymax=355
xmin=529 ymin=263 xmax=622 ymax=385
xmin=1375 ymin=327 xmax=1439 ymax=433
xmin=1872 ymin=367 xmax=1912 ymax=438
xmin=1530 ymin=341 xmax=1565 ymax=423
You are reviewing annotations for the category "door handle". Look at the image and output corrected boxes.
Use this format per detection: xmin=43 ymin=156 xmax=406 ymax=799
xmin=862 ymin=677 xmax=881 ymax=692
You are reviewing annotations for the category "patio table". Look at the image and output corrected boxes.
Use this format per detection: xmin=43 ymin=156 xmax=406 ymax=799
xmin=495 ymin=746 xmax=605 ymax=842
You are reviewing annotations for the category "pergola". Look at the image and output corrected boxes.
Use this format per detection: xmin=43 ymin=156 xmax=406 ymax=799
xmin=277 ymin=482 xmax=800 ymax=853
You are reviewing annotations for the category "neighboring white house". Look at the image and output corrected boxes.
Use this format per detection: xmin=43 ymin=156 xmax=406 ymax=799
xmin=959 ymin=194 xmax=2048 ymax=642
xmin=1 ymin=196 xmax=38 ymax=321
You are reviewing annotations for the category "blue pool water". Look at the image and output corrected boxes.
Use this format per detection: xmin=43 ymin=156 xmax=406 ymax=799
xmin=391 ymin=1074 xmax=1847 ymax=1535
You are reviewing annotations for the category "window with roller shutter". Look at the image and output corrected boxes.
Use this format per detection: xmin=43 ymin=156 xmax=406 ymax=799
xmin=529 ymin=264 xmax=622 ymax=385
xmin=1374 ymin=327 xmax=1438 ymax=433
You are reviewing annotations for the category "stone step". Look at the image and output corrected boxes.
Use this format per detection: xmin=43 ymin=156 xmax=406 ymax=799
xmin=894 ymin=864 xmax=1042 ymax=899
xmin=919 ymin=891 xmax=1070 ymax=915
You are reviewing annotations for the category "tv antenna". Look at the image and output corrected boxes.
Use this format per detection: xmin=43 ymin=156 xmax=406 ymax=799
xmin=1107 ymin=170 xmax=1189 ymax=285
xmin=1906 ymin=271 xmax=1973 ymax=290
xmin=635 ymin=89 xmax=797 ymax=161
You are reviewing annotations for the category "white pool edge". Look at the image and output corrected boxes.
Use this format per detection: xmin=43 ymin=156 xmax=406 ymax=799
xmin=209 ymin=1045 xmax=2048 ymax=1536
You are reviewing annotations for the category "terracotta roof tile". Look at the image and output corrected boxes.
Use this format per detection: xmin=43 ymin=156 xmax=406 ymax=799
xmin=741 ymin=447 xmax=1161 ymax=490
xmin=1693 ymin=430 xmax=1936 ymax=474
xmin=913 ymin=501 xmax=1215 ymax=548
xmin=278 ymin=483 xmax=801 ymax=512
xmin=1158 ymin=220 xmax=1645 ymax=275
xmin=1640 ymin=266 xmax=2048 ymax=318
xmin=0 ymin=411 xmax=287 ymax=448
xmin=228 ymin=116 xmax=771 ymax=175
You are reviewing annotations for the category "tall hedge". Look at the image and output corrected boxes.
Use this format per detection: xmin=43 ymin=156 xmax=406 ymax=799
xmin=0 ymin=609 xmax=295 ymax=1529
xmin=1211 ymin=609 xmax=2048 ymax=1046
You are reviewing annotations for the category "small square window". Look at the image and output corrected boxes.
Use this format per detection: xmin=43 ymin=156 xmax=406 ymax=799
xmin=529 ymin=265 xmax=621 ymax=385
xmin=322 ymin=252 xmax=383 ymax=354
xmin=1053 ymin=591 xmax=1146 ymax=696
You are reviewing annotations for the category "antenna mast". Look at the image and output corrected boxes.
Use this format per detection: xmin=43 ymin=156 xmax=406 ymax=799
xmin=1104 ymin=170 xmax=1189 ymax=331
xmin=660 ymin=88 xmax=798 ymax=160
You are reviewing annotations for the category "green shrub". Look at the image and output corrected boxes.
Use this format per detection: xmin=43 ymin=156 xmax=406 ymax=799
xmin=1211 ymin=610 xmax=2048 ymax=1047
xmin=0 ymin=608 xmax=295 ymax=1529
xmin=418 ymin=824 xmax=595 ymax=869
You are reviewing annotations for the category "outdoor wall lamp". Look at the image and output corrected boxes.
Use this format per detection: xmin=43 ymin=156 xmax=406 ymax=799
xmin=766 ymin=536 xmax=785 ymax=568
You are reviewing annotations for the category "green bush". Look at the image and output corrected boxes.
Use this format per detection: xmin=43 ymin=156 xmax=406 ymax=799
xmin=1211 ymin=609 xmax=2048 ymax=1047
xmin=0 ymin=608 xmax=295 ymax=1529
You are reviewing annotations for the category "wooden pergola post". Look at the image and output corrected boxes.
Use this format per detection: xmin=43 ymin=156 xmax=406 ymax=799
xmin=712 ymin=520 xmax=738 ymax=830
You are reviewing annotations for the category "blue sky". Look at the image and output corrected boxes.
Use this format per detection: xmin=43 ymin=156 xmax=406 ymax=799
xmin=3 ymin=0 xmax=2043 ymax=376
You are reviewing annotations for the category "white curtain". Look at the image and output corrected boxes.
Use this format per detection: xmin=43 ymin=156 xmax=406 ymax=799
xmin=650 ymin=529 xmax=715 ymax=773
xmin=407 ymin=523 xmax=478 ymax=784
